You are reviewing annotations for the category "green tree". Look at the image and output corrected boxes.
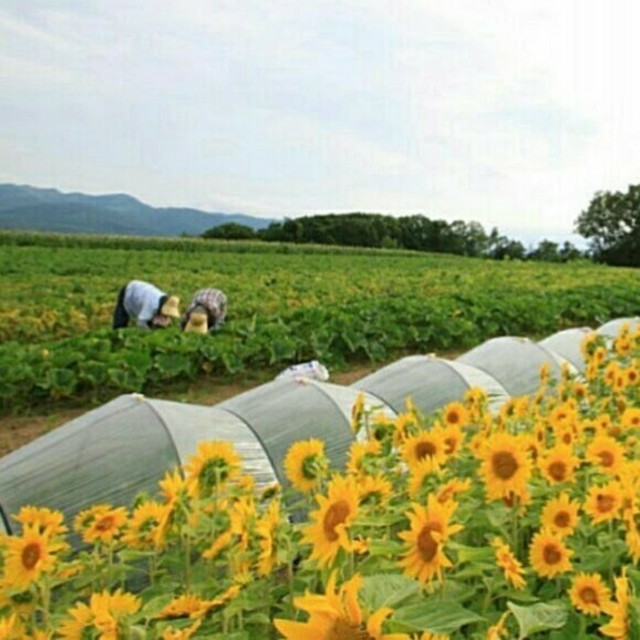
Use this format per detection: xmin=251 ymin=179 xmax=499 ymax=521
xmin=202 ymin=223 xmax=256 ymax=240
xmin=575 ymin=186 xmax=640 ymax=266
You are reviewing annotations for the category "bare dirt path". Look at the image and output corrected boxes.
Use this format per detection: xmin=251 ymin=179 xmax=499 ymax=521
xmin=0 ymin=362 xmax=383 ymax=458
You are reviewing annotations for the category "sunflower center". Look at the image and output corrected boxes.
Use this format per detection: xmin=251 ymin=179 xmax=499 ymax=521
xmin=579 ymin=586 xmax=598 ymax=604
xmin=596 ymin=494 xmax=615 ymax=512
xmin=548 ymin=461 xmax=567 ymax=482
xmin=328 ymin=619 xmax=372 ymax=640
xmin=492 ymin=451 xmax=519 ymax=480
xmin=415 ymin=441 xmax=437 ymax=460
xmin=21 ymin=542 xmax=42 ymax=570
xmin=542 ymin=544 xmax=562 ymax=565
xmin=417 ymin=521 xmax=443 ymax=562
xmin=444 ymin=437 xmax=457 ymax=454
xmin=597 ymin=451 xmax=615 ymax=468
xmin=323 ymin=500 xmax=351 ymax=542
xmin=446 ymin=410 xmax=460 ymax=425
xmin=562 ymin=433 xmax=572 ymax=445
xmin=553 ymin=511 xmax=571 ymax=528
xmin=95 ymin=515 xmax=115 ymax=532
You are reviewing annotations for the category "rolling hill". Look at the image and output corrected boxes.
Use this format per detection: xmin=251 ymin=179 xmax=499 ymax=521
xmin=0 ymin=184 xmax=276 ymax=237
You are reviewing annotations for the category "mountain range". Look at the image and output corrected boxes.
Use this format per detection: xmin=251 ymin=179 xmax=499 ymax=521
xmin=0 ymin=184 xmax=275 ymax=237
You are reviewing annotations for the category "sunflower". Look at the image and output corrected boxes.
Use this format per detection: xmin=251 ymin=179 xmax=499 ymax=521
xmin=346 ymin=440 xmax=382 ymax=477
xmin=538 ymin=444 xmax=579 ymax=485
xmin=584 ymin=482 xmax=623 ymax=525
xmin=161 ymin=620 xmax=201 ymax=640
xmin=201 ymin=530 xmax=233 ymax=560
xmin=408 ymin=457 xmax=442 ymax=498
xmin=479 ymin=432 xmax=532 ymax=502
xmin=12 ymin=506 xmax=67 ymax=538
xmin=439 ymin=422 xmax=465 ymax=458
xmin=548 ymin=404 xmax=578 ymax=432
xmin=492 ymin=537 xmax=526 ymax=589
xmin=393 ymin=413 xmax=416 ymax=447
xmin=122 ymin=500 xmax=165 ymax=550
xmin=486 ymin=612 xmax=511 ymax=640
xmin=529 ymin=528 xmax=572 ymax=578
xmin=358 ymin=475 xmax=393 ymax=507
xmin=436 ymin=478 xmax=472 ymax=505
xmin=626 ymin=520 xmax=640 ymax=563
xmin=614 ymin=334 xmax=632 ymax=357
xmin=2 ymin=525 xmax=64 ymax=590
xmin=256 ymin=499 xmax=281 ymax=576
xmin=184 ymin=440 xmax=241 ymax=497
xmin=75 ymin=505 xmax=127 ymax=546
xmin=274 ymin=571 xmax=410 ymax=640
xmin=283 ymin=439 xmax=328 ymax=493
xmin=586 ymin=435 xmax=626 ymax=475
xmin=625 ymin=366 xmax=639 ymax=387
xmin=397 ymin=495 xmax=463 ymax=584
xmin=600 ymin=569 xmax=630 ymax=639
xmin=156 ymin=594 xmax=213 ymax=619
xmin=540 ymin=493 xmax=580 ymax=537
xmin=302 ymin=474 xmax=359 ymax=568
xmin=58 ymin=589 xmax=141 ymax=639
xmin=568 ymin=572 xmax=612 ymax=617
xmin=622 ymin=408 xmax=640 ymax=431
xmin=369 ymin=413 xmax=397 ymax=443
xmin=401 ymin=430 xmax=447 ymax=467
xmin=441 ymin=402 xmax=469 ymax=429
xmin=350 ymin=392 xmax=366 ymax=433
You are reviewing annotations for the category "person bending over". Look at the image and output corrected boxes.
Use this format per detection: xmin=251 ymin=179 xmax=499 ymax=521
xmin=182 ymin=288 xmax=227 ymax=334
xmin=112 ymin=280 xmax=180 ymax=330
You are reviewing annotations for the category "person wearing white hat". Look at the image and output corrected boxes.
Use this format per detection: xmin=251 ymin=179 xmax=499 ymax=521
xmin=112 ymin=280 xmax=180 ymax=330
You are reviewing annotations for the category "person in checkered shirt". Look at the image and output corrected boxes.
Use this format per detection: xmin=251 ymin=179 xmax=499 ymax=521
xmin=181 ymin=288 xmax=227 ymax=334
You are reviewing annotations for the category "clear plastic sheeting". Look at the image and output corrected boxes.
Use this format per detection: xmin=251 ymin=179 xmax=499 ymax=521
xmin=353 ymin=355 xmax=510 ymax=416
xmin=539 ymin=327 xmax=593 ymax=373
xmin=597 ymin=317 xmax=640 ymax=339
xmin=215 ymin=378 xmax=395 ymax=487
xmin=139 ymin=399 xmax=278 ymax=491
xmin=457 ymin=337 xmax=573 ymax=397
xmin=0 ymin=395 xmax=280 ymax=534
xmin=0 ymin=395 xmax=178 ymax=534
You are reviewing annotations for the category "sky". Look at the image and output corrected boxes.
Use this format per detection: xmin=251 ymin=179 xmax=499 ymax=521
xmin=2 ymin=1 xmax=639 ymax=247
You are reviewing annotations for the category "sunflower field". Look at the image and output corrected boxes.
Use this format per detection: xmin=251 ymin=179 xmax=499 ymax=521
xmin=1 ymin=322 xmax=640 ymax=638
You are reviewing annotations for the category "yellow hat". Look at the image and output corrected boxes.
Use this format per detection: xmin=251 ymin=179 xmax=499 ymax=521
xmin=161 ymin=295 xmax=180 ymax=318
xmin=184 ymin=310 xmax=208 ymax=334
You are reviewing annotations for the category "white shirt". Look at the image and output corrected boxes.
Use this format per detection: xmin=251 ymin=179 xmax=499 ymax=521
xmin=123 ymin=280 xmax=166 ymax=328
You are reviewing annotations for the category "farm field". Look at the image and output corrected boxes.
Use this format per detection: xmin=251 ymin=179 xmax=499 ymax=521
xmin=1 ymin=322 xmax=640 ymax=638
xmin=1 ymin=231 xmax=640 ymax=416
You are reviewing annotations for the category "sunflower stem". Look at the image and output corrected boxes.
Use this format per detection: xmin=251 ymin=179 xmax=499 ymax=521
xmin=511 ymin=503 xmax=520 ymax=558
xmin=183 ymin=531 xmax=192 ymax=592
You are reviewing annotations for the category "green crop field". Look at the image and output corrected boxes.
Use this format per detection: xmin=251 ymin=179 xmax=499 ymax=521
xmin=1 ymin=231 xmax=639 ymax=415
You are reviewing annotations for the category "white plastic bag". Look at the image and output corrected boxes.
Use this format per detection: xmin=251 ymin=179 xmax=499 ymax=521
xmin=276 ymin=360 xmax=330 ymax=382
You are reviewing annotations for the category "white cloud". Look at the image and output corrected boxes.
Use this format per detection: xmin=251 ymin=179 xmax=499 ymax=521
xmin=1 ymin=0 xmax=639 ymax=242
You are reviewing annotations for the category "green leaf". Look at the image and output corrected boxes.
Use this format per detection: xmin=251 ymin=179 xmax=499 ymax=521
xmin=507 ymin=600 xmax=568 ymax=639
xmin=360 ymin=575 xmax=420 ymax=610
xmin=393 ymin=599 xmax=485 ymax=634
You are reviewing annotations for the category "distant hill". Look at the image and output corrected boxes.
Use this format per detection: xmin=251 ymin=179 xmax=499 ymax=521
xmin=0 ymin=184 xmax=276 ymax=237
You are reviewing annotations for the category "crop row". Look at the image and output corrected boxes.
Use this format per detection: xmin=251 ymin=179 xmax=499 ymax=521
xmin=1 ymin=283 xmax=638 ymax=414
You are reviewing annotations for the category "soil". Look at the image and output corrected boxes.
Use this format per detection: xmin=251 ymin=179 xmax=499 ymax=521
xmin=0 ymin=362 xmax=382 ymax=458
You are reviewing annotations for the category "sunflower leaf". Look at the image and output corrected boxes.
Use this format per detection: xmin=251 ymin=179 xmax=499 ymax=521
xmin=360 ymin=574 xmax=421 ymax=610
xmin=392 ymin=599 xmax=485 ymax=634
xmin=507 ymin=600 xmax=568 ymax=639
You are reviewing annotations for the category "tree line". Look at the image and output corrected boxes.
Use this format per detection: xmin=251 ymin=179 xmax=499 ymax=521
xmin=203 ymin=215 xmax=581 ymax=262
xmin=203 ymin=184 xmax=640 ymax=266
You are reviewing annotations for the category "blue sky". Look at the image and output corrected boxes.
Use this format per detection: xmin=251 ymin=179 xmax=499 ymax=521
xmin=2 ymin=1 xmax=639 ymax=247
